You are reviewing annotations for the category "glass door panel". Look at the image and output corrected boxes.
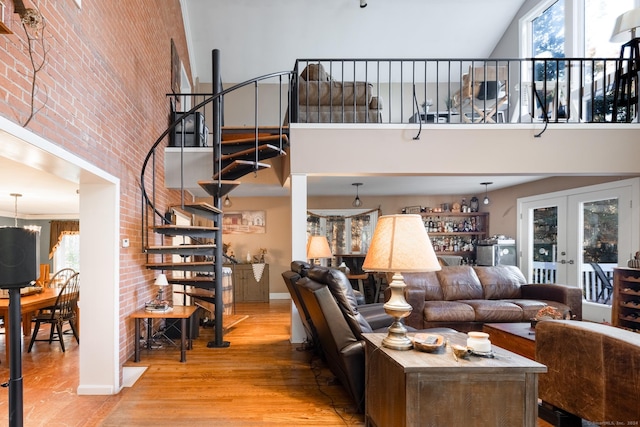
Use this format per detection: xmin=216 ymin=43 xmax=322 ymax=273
xmin=520 ymin=196 xmax=567 ymax=284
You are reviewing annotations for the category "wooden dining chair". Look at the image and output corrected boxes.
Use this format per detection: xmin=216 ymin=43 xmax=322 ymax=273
xmin=28 ymin=272 xmax=80 ymax=353
xmin=46 ymin=268 xmax=76 ymax=288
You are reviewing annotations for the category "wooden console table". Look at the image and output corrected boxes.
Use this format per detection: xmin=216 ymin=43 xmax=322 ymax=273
xmin=132 ymin=305 xmax=197 ymax=363
xmin=363 ymin=332 xmax=546 ymax=427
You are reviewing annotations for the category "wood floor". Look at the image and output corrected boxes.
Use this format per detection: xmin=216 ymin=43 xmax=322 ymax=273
xmin=0 ymin=300 xmax=560 ymax=426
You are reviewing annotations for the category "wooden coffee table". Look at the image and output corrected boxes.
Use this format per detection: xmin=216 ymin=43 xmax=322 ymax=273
xmin=363 ymin=331 xmax=546 ymax=427
xmin=483 ymin=322 xmax=536 ymax=360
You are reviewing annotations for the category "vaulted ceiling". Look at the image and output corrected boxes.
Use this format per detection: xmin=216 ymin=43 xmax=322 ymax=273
xmin=182 ymin=0 xmax=528 ymax=84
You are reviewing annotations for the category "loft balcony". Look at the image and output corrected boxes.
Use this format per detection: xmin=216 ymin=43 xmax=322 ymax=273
xmin=164 ymin=56 xmax=640 ymax=197
xmin=286 ymin=57 xmax=639 ymax=126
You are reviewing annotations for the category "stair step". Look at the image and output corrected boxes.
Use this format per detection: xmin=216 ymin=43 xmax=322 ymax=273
xmin=173 ymin=202 xmax=222 ymax=220
xmin=197 ymin=180 xmax=241 ymax=198
xmin=152 ymin=225 xmax=218 ymax=238
xmin=212 ymin=160 xmax=270 ymax=181
xmin=146 ymin=262 xmax=214 ymax=272
xmin=222 ymin=125 xmax=289 ymax=138
xmin=168 ymin=276 xmax=216 ymax=290
xmin=146 ymin=244 xmax=215 ymax=256
xmin=220 ymin=134 xmax=288 ymax=154
xmin=221 ymin=144 xmax=286 ymax=165
xmin=176 ymin=289 xmax=217 ymax=303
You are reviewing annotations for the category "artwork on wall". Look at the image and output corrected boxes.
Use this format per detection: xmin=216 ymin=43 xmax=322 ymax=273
xmin=171 ymin=38 xmax=180 ymax=94
xmin=223 ymin=211 xmax=266 ymax=234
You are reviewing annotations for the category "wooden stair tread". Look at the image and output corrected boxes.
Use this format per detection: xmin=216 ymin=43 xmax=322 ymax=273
xmin=146 ymin=262 xmax=214 ymax=271
xmin=221 ymin=134 xmax=288 ymax=146
xmin=172 ymin=202 xmax=223 ymax=216
xmin=221 ymin=144 xmax=286 ymax=163
xmin=146 ymin=244 xmax=215 ymax=256
xmin=148 ymin=244 xmax=214 ymax=250
xmin=153 ymin=225 xmax=217 ymax=232
xmin=213 ymin=160 xmax=270 ymax=181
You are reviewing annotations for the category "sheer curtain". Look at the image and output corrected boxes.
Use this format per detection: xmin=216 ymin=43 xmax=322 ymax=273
xmin=49 ymin=220 xmax=79 ymax=259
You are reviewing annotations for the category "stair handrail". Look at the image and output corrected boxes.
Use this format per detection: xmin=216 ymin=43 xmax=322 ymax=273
xmin=140 ymin=70 xmax=295 ymax=229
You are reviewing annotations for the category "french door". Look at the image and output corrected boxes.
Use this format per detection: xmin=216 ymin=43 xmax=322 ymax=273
xmin=519 ymin=179 xmax=638 ymax=304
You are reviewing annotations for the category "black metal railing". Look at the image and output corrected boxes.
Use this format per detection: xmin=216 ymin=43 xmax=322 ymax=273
xmin=290 ymin=57 xmax=639 ymax=125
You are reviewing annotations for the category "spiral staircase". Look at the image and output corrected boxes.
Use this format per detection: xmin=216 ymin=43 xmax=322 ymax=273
xmin=140 ymin=50 xmax=292 ymax=347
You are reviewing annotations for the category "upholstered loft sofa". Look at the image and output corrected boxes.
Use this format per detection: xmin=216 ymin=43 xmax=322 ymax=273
xmin=290 ymin=63 xmax=383 ymax=123
xmin=401 ymin=265 xmax=583 ymax=332
xmin=536 ymin=320 xmax=640 ymax=424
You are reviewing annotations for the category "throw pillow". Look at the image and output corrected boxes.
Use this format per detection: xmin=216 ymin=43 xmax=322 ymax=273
xmin=300 ymin=63 xmax=331 ymax=82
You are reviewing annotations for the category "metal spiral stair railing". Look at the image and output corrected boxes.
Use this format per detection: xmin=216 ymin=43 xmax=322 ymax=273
xmin=140 ymin=54 xmax=293 ymax=347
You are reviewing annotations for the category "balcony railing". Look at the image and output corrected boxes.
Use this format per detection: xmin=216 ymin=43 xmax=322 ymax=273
xmin=290 ymin=58 xmax=639 ymax=126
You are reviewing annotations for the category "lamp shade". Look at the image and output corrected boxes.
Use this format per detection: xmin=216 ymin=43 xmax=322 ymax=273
xmin=306 ymin=235 xmax=332 ymax=260
xmin=155 ymin=273 xmax=169 ymax=287
xmin=611 ymin=8 xmax=640 ymax=42
xmin=363 ymin=214 xmax=441 ymax=273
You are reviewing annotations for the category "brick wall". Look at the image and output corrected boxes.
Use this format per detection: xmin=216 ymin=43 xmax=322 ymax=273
xmin=0 ymin=0 xmax=190 ymax=366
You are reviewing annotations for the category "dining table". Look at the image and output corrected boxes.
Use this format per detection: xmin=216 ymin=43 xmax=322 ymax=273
xmin=0 ymin=287 xmax=59 ymax=364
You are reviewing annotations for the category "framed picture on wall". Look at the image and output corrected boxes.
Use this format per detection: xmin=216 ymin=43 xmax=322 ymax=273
xmin=222 ymin=211 xmax=266 ymax=234
xmin=171 ymin=38 xmax=180 ymax=94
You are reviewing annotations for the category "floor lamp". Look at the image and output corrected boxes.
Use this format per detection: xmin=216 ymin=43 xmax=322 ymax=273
xmin=0 ymin=227 xmax=40 ymax=427
xmin=611 ymin=8 xmax=640 ymax=122
xmin=363 ymin=214 xmax=441 ymax=350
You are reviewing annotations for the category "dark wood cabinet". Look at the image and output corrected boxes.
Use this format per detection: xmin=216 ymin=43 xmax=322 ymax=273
xmin=226 ymin=264 xmax=269 ymax=303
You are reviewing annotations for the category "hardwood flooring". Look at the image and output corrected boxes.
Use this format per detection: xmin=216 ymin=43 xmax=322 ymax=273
xmin=0 ymin=300 xmax=560 ymax=426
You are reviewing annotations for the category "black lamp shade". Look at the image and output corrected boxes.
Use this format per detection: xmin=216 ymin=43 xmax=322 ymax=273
xmin=0 ymin=227 xmax=40 ymax=288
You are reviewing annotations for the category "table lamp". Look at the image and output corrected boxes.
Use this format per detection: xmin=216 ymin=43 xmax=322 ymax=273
xmin=363 ymin=214 xmax=441 ymax=350
xmin=306 ymin=235 xmax=332 ymax=265
xmin=146 ymin=273 xmax=172 ymax=312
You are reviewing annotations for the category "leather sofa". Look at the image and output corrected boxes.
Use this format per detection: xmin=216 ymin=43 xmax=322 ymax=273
xmin=536 ymin=320 xmax=640 ymax=424
xmin=401 ymin=265 xmax=583 ymax=332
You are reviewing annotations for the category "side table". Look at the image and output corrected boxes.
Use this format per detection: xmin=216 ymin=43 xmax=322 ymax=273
xmin=363 ymin=332 xmax=546 ymax=427
xmin=132 ymin=305 xmax=197 ymax=363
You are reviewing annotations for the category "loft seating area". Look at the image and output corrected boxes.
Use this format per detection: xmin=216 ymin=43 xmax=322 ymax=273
xmin=288 ymin=56 xmax=639 ymax=125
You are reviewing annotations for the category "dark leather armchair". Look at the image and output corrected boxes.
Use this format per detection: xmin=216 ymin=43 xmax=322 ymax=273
xmin=289 ymin=263 xmax=451 ymax=412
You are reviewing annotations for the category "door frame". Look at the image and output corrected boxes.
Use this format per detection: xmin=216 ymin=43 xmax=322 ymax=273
xmin=518 ymin=177 xmax=640 ymax=322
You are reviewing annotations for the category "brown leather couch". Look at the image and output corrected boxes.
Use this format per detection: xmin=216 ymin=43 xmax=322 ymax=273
xmin=401 ymin=265 xmax=583 ymax=331
xmin=536 ymin=320 xmax=640 ymax=424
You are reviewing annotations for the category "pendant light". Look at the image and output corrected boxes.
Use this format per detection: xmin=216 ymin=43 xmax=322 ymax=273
xmin=223 ymin=195 xmax=232 ymax=208
xmin=481 ymin=182 xmax=493 ymax=205
xmin=352 ymin=183 xmax=363 ymax=207
xmin=10 ymin=193 xmax=22 ymax=226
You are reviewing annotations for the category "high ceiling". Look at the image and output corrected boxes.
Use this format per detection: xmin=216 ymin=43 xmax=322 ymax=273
xmin=182 ymin=0 xmax=527 ymax=84
xmin=0 ymin=0 xmax=543 ymax=216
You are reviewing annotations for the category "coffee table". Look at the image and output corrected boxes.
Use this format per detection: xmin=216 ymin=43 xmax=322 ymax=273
xmin=483 ymin=322 xmax=536 ymax=360
xmin=363 ymin=331 xmax=546 ymax=427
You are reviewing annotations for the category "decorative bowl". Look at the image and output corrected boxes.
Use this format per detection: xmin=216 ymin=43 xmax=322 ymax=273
xmin=413 ymin=333 xmax=444 ymax=353
xmin=451 ymin=344 xmax=470 ymax=359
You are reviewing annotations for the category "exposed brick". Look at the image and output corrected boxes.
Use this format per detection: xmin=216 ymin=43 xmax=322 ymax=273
xmin=0 ymin=0 xmax=189 ymax=367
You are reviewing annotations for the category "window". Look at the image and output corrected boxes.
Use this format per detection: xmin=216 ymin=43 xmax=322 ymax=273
xmin=307 ymin=209 xmax=378 ymax=258
xmin=585 ymin=0 xmax=634 ymax=58
xmin=53 ymin=233 xmax=80 ymax=272
xmin=532 ymin=0 xmax=565 ymax=81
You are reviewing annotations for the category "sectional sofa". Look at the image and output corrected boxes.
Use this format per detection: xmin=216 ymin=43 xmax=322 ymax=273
xmin=401 ymin=265 xmax=583 ymax=332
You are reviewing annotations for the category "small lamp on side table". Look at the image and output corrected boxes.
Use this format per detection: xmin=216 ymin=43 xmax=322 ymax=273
xmin=363 ymin=214 xmax=441 ymax=350
xmin=145 ymin=273 xmax=172 ymax=312
xmin=306 ymin=235 xmax=332 ymax=266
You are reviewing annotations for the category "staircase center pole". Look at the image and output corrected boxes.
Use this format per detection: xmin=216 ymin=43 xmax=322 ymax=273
xmin=207 ymin=48 xmax=229 ymax=348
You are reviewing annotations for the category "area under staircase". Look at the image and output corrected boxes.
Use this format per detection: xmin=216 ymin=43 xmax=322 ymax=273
xmin=140 ymin=49 xmax=292 ymax=348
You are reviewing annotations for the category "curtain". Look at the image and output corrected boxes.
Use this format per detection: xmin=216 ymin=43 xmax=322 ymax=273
xmin=49 ymin=220 xmax=79 ymax=259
